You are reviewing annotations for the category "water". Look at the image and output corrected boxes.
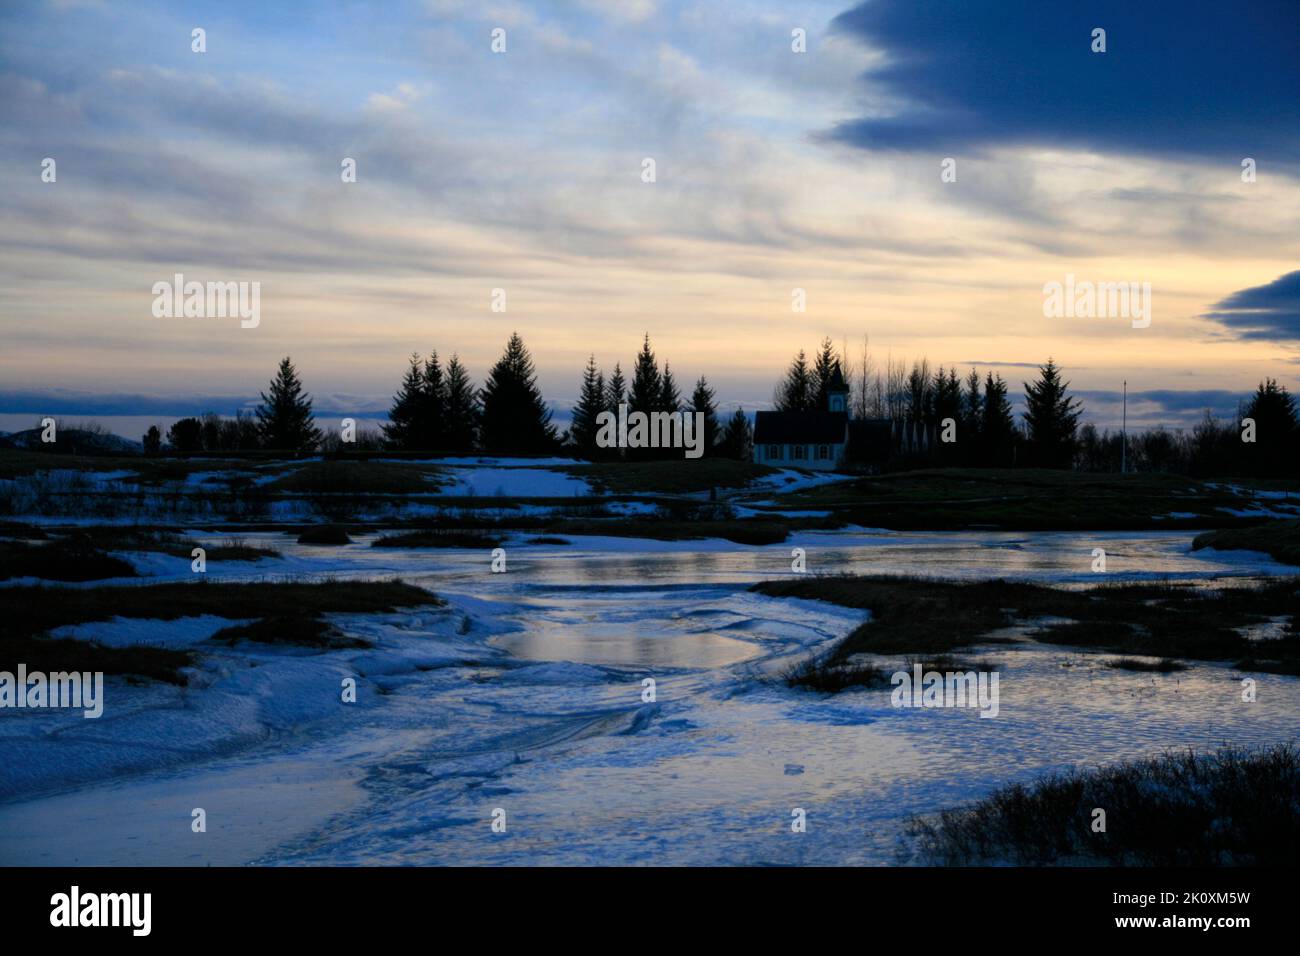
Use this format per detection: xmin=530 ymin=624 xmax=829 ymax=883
xmin=2 ymin=529 xmax=1298 ymax=865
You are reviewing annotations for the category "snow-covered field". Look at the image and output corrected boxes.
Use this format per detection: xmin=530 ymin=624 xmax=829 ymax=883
xmin=2 ymin=530 xmax=1299 ymax=865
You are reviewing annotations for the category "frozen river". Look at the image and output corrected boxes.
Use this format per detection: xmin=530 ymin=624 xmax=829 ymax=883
xmin=2 ymin=529 xmax=1298 ymax=865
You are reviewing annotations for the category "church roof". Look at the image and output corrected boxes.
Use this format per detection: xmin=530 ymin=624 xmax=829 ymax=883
xmin=753 ymin=410 xmax=848 ymax=444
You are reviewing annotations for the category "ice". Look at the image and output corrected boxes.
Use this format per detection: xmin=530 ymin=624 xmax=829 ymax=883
xmin=2 ymin=527 xmax=1299 ymax=865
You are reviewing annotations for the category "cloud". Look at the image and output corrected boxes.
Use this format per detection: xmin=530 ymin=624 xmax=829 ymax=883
xmin=1203 ymin=270 xmax=1300 ymax=342
xmin=825 ymin=0 xmax=1300 ymax=163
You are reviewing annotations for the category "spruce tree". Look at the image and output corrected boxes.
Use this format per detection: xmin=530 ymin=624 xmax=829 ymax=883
xmin=775 ymin=350 xmax=813 ymax=411
xmin=479 ymin=333 xmax=558 ymax=454
xmin=962 ymin=369 xmax=983 ymax=465
xmin=690 ymin=375 xmax=721 ymax=456
xmin=660 ymin=362 xmax=681 ymax=412
xmin=443 ymin=354 xmax=479 ymax=453
xmin=605 ymin=363 xmax=626 ymax=414
xmin=981 ymin=372 xmax=1016 ymax=467
xmin=421 ymin=351 xmax=447 ymax=450
xmin=142 ymin=425 xmax=162 ymax=456
xmin=255 ymin=356 xmax=322 ymax=451
xmin=1023 ymin=359 xmax=1082 ymax=469
xmin=812 ymin=337 xmax=838 ymax=410
xmin=1242 ymin=378 xmax=1299 ymax=476
xmin=571 ymin=355 xmax=606 ymax=459
xmin=384 ymin=353 xmax=426 ymax=450
xmin=629 ymin=334 xmax=662 ymax=414
xmin=720 ymin=408 xmax=753 ymax=461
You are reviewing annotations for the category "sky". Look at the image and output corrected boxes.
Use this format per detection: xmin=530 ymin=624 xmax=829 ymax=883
xmin=2 ymin=0 xmax=1299 ymax=432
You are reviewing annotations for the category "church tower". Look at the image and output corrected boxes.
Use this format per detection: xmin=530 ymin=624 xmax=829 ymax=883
xmin=826 ymin=361 xmax=849 ymax=413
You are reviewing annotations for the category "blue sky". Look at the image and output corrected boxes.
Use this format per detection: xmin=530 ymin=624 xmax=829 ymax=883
xmin=2 ymin=0 xmax=1298 ymax=431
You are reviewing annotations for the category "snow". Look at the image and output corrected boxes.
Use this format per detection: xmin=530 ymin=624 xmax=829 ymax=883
xmin=2 ymin=528 xmax=1299 ymax=865
xmin=47 ymin=615 xmax=249 ymax=648
xmin=430 ymin=466 xmax=592 ymax=498
xmin=380 ymin=456 xmax=583 ymax=468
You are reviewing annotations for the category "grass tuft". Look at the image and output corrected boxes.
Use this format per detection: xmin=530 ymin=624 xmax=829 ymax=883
xmin=907 ymin=744 xmax=1300 ymax=865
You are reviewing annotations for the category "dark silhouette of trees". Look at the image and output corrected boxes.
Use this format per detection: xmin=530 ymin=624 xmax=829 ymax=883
xmin=571 ymin=355 xmax=606 ymax=459
xmin=420 ymin=352 xmax=447 ymax=449
xmin=719 ymin=408 xmax=752 ymax=460
xmin=627 ymin=335 xmax=676 ymax=459
xmin=775 ymin=350 xmax=814 ymax=411
xmin=479 ymin=333 xmax=558 ymax=454
xmin=384 ymin=354 xmax=426 ymax=450
xmin=142 ymin=425 xmax=162 ymax=455
xmin=385 ymin=351 xmax=478 ymax=452
xmin=442 ymin=355 xmax=479 ymax=453
xmin=628 ymin=334 xmax=662 ymax=416
xmin=1242 ymin=378 xmax=1298 ymax=476
xmin=167 ymin=417 xmax=203 ymax=453
xmin=690 ymin=376 xmax=721 ymax=456
xmin=980 ymin=372 xmax=1017 ymax=467
xmin=812 ymin=338 xmax=839 ymax=410
xmin=1022 ymin=359 xmax=1081 ymax=468
xmin=660 ymin=362 xmax=681 ymax=412
xmin=931 ymin=366 xmax=962 ymax=464
xmin=256 ymin=356 xmax=322 ymax=452
xmin=605 ymin=363 xmax=626 ymax=414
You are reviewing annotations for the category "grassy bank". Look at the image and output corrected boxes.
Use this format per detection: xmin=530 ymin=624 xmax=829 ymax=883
xmin=0 ymin=579 xmax=441 ymax=683
xmin=754 ymin=574 xmax=1300 ymax=688
xmin=1194 ymin=519 xmax=1300 ymax=566
xmin=907 ymin=744 xmax=1300 ymax=865
xmin=566 ymin=459 xmax=776 ymax=495
xmin=0 ymin=529 xmax=278 ymax=583
xmin=773 ymin=468 xmax=1300 ymax=530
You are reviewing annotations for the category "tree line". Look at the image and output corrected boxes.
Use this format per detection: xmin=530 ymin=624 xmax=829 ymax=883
xmin=774 ymin=336 xmax=1298 ymax=476
xmin=145 ymin=332 xmax=1299 ymax=479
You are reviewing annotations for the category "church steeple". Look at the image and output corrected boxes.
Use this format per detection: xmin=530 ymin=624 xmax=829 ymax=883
xmin=826 ymin=361 xmax=849 ymax=413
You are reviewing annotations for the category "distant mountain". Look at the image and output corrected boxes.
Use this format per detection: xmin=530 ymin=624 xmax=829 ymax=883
xmin=2 ymin=427 xmax=141 ymax=456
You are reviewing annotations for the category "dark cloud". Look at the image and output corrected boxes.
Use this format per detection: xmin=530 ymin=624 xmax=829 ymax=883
xmin=826 ymin=0 xmax=1300 ymax=163
xmin=1203 ymin=270 xmax=1300 ymax=342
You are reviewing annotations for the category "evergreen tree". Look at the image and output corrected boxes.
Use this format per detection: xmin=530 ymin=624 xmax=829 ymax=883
xmin=775 ymin=350 xmax=814 ymax=412
xmin=812 ymin=337 xmax=838 ymax=410
xmin=981 ymin=372 xmax=1016 ymax=467
xmin=255 ymin=357 xmax=322 ymax=451
xmin=605 ymin=363 xmax=626 ymax=414
xmin=962 ymin=368 xmax=984 ymax=454
xmin=571 ymin=355 xmax=606 ymax=459
xmin=384 ymin=353 xmax=426 ymax=450
xmin=659 ymin=362 xmax=682 ymax=412
xmin=421 ymin=351 xmax=447 ymax=450
xmin=627 ymin=335 xmax=662 ymax=460
xmin=629 ymin=334 xmax=662 ymax=414
xmin=719 ymin=408 xmax=753 ymax=460
xmin=689 ymin=375 xmax=721 ymax=456
xmin=931 ymin=366 xmax=963 ymax=463
xmin=443 ymin=354 xmax=479 ymax=453
xmin=1022 ymin=358 xmax=1082 ymax=469
xmin=1242 ymin=378 xmax=1299 ymax=476
xmin=142 ymin=425 xmax=162 ymax=456
xmin=479 ymin=333 xmax=558 ymax=454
